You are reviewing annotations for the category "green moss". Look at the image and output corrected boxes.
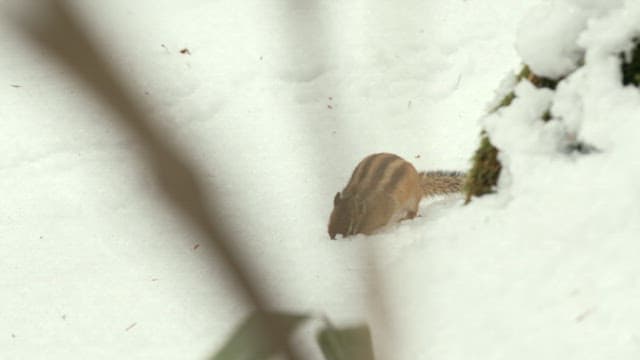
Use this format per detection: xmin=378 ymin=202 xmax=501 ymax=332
xmin=519 ymin=65 xmax=559 ymax=90
xmin=488 ymin=66 xmax=528 ymax=114
xmin=464 ymin=134 xmax=502 ymax=204
xmin=621 ymin=39 xmax=640 ymax=86
xmin=490 ymin=65 xmax=558 ymax=114
xmin=493 ymin=91 xmax=516 ymax=112
xmin=517 ymin=65 xmax=532 ymax=81
xmin=464 ymin=65 xmax=562 ymax=204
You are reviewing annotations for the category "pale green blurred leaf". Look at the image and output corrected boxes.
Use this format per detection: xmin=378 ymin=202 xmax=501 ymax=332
xmin=317 ymin=324 xmax=375 ymax=360
xmin=212 ymin=310 xmax=309 ymax=360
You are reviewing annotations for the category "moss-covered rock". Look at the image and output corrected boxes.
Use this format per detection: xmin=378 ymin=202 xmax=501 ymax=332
xmin=464 ymin=65 xmax=561 ymax=203
xmin=621 ymin=38 xmax=640 ymax=87
xmin=464 ymin=134 xmax=501 ymax=204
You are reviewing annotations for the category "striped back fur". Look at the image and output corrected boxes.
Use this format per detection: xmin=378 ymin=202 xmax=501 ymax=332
xmin=328 ymin=153 xmax=421 ymax=239
xmin=419 ymin=171 xmax=467 ymax=197
xmin=343 ymin=153 xmax=411 ymax=199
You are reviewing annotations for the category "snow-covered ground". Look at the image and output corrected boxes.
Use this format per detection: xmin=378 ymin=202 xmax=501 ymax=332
xmin=2 ymin=0 xmax=640 ymax=359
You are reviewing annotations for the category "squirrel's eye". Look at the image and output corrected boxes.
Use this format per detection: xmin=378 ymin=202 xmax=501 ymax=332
xmin=333 ymin=192 xmax=341 ymax=206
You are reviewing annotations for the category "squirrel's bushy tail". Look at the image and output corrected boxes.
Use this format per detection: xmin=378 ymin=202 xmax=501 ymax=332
xmin=419 ymin=171 xmax=466 ymax=197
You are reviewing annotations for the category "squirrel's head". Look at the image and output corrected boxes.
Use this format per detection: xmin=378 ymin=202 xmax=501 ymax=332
xmin=328 ymin=192 xmax=365 ymax=239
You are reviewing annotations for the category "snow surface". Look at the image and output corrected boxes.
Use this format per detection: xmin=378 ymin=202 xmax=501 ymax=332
xmin=2 ymin=0 xmax=640 ymax=359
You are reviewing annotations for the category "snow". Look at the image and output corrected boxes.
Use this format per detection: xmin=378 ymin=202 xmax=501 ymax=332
xmin=514 ymin=0 xmax=626 ymax=79
xmin=516 ymin=1 xmax=590 ymax=78
xmin=483 ymin=81 xmax=560 ymax=154
xmin=2 ymin=0 xmax=640 ymax=359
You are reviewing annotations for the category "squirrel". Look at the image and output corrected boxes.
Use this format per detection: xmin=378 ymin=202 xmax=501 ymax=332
xmin=328 ymin=153 xmax=466 ymax=239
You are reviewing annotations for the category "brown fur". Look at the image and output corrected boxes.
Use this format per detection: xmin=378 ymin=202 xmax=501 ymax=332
xmin=328 ymin=153 xmax=466 ymax=239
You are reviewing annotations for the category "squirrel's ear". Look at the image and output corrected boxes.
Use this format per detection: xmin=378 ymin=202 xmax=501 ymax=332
xmin=333 ymin=192 xmax=341 ymax=206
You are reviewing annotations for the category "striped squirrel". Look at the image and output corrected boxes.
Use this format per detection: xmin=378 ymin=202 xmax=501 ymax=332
xmin=328 ymin=153 xmax=466 ymax=239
